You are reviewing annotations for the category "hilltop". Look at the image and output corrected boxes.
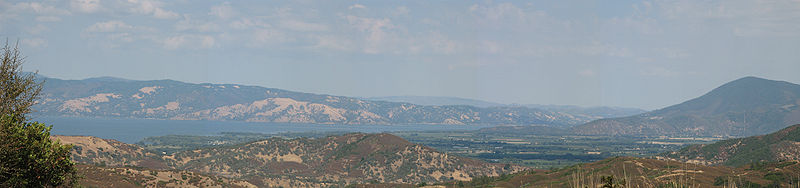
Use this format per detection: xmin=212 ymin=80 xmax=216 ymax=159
xmin=663 ymin=124 xmax=800 ymax=166
xmin=572 ymin=77 xmax=800 ymax=136
xmin=52 ymin=133 xmax=523 ymax=187
xmin=51 ymin=135 xmax=165 ymax=169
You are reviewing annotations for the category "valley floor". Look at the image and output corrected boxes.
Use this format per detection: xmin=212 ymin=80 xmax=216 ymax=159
xmin=57 ymin=125 xmax=800 ymax=187
xmin=78 ymin=157 xmax=800 ymax=188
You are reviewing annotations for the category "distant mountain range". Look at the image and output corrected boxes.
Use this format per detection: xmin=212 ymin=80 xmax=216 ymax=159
xmin=663 ymin=124 xmax=800 ymax=166
xmin=572 ymin=77 xmax=800 ymax=137
xmin=35 ymin=75 xmax=800 ymax=136
xmin=364 ymin=96 xmax=505 ymax=108
xmin=54 ymin=133 xmax=524 ymax=186
xmin=33 ymin=76 xmax=630 ymax=127
xmin=366 ymin=96 xmax=646 ymax=119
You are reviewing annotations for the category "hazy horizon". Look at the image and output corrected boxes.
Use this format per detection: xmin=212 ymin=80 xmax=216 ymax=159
xmin=36 ymin=73 xmax=788 ymax=111
xmin=2 ymin=0 xmax=799 ymax=110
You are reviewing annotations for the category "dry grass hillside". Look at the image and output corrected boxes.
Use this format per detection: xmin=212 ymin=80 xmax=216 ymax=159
xmin=52 ymin=135 xmax=166 ymax=169
xmin=169 ymin=133 xmax=525 ymax=186
xmin=76 ymin=165 xmax=256 ymax=188
xmin=663 ymin=124 xmax=800 ymax=166
xmin=428 ymin=157 xmax=800 ymax=187
xmin=52 ymin=133 xmax=524 ymax=187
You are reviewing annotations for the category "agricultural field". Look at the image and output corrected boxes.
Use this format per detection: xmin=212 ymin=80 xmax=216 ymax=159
xmin=393 ymin=130 xmax=722 ymax=169
xmin=136 ymin=129 xmax=722 ymax=169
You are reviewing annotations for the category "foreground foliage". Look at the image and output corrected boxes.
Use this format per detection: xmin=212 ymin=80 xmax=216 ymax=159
xmin=0 ymin=41 xmax=77 ymax=187
xmin=0 ymin=115 xmax=77 ymax=187
xmin=0 ymin=42 xmax=42 ymax=121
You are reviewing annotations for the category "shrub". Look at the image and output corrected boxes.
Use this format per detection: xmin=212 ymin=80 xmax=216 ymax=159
xmin=0 ymin=115 xmax=78 ymax=187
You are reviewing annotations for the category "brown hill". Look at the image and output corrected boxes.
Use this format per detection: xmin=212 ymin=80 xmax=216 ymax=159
xmin=663 ymin=124 xmax=800 ymax=166
xmin=398 ymin=157 xmax=800 ymax=188
xmin=169 ymin=133 xmax=524 ymax=186
xmin=53 ymin=133 xmax=524 ymax=187
xmin=76 ymin=164 xmax=256 ymax=188
xmin=52 ymin=135 xmax=166 ymax=169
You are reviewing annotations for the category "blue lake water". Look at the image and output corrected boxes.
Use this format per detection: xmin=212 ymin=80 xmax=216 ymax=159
xmin=36 ymin=116 xmax=491 ymax=143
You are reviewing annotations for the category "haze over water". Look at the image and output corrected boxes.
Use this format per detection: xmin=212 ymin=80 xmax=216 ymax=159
xmin=42 ymin=116 xmax=491 ymax=143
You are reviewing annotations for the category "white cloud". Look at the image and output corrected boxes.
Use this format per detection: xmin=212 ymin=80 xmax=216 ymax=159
xmin=21 ymin=38 xmax=47 ymax=48
xmin=201 ymin=36 xmax=215 ymax=48
xmin=464 ymin=2 xmax=561 ymax=35
xmin=209 ymin=2 xmax=236 ymax=19
xmin=427 ymin=32 xmax=458 ymax=54
xmin=312 ymin=35 xmax=353 ymax=51
xmin=230 ymin=18 xmax=271 ymax=30
xmin=162 ymin=36 xmax=184 ymax=49
xmin=26 ymin=24 xmax=49 ymax=35
xmin=272 ymin=6 xmax=293 ymax=19
xmin=393 ymin=6 xmax=409 ymax=16
xmin=346 ymin=15 xmax=393 ymax=32
xmin=126 ymin=0 xmax=178 ymax=19
xmin=345 ymin=15 xmax=397 ymax=54
xmin=35 ymin=16 xmax=61 ymax=22
xmin=85 ymin=20 xmax=134 ymax=33
xmin=650 ymin=0 xmax=800 ymax=37
xmin=163 ymin=35 xmax=215 ymax=50
xmin=81 ymin=20 xmax=158 ymax=48
xmin=175 ymin=16 xmax=220 ymax=32
xmin=71 ymin=0 xmax=102 ymax=13
xmin=279 ymin=20 xmax=328 ymax=31
xmin=606 ymin=16 xmax=663 ymax=35
xmin=338 ymin=15 xmax=465 ymax=55
xmin=348 ymin=4 xmax=366 ymax=10
xmin=108 ymin=33 xmax=134 ymax=42
xmin=469 ymin=3 xmax=526 ymax=22
xmin=249 ymin=29 xmax=288 ymax=46
xmin=11 ymin=2 xmax=71 ymax=15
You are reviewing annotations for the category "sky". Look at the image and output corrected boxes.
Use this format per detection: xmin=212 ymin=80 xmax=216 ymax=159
xmin=1 ymin=0 xmax=799 ymax=110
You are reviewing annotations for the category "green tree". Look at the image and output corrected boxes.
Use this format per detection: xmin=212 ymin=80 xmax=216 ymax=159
xmin=0 ymin=41 xmax=42 ymax=121
xmin=0 ymin=41 xmax=77 ymax=187
xmin=0 ymin=116 xmax=77 ymax=187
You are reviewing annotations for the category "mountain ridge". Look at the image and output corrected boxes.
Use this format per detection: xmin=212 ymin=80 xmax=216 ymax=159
xmin=33 ymin=75 xmax=614 ymax=127
xmin=364 ymin=96 xmax=505 ymax=108
xmin=572 ymin=76 xmax=800 ymax=137
xmin=368 ymin=95 xmax=646 ymax=119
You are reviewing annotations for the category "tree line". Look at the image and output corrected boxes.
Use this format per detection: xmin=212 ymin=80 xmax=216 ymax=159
xmin=0 ymin=41 xmax=78 ymax=187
